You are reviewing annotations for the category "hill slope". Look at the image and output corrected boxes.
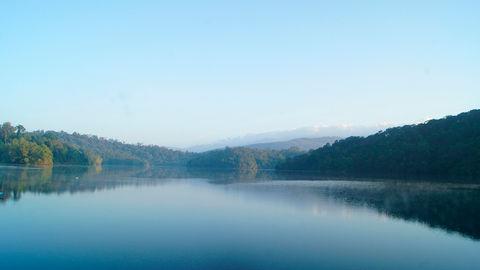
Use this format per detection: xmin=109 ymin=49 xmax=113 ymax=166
xmin=187 ymin=147 xmax=303 ymax=171
xmin=187 ymin=125 xmax=387 ymax=152
xmin=246 ymin=137 xmax=340 ymax=151
xmin=52 ymin=131 xmax=193 ymax=166
xmin=278 ymin=110 xmax=480 ymax=180
xmin=0 ymin=124 xmax=194 ymax=166
xmin=1 ymin=123 xmax=302 ymax=169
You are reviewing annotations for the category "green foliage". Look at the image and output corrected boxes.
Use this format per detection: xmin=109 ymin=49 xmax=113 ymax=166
xmin=51 ymin=131 xmax=194 ymax=166
xmin=187 ymin=147 xmax=303 ymax=171
xmin=0 ymin=122 xmax=194 ymax=167
xmin=0 ymin=123 xmax=97 ymax=166
xmin=0 ymin=122 xmax=17 ymax=144
xmin=1 ymin=138 xmax=53 ymax=166
xmin=278 ymin=110 xmax=480 ymax=180
xmin=28 ymin=131 xmax=101 ymax=165
xmin=0 ymin=123 xmax=53 ymax=166
xmin=187 ymin=147 xmax=258 ymax=171
xmin=0 ymin=122 xmax=303 ymax=169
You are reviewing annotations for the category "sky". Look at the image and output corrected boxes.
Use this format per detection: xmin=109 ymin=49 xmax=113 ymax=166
xmin=1 ymin=1 xmax=479 ymax=147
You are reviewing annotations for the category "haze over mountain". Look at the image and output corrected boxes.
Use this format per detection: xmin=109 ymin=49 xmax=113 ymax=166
xmin=278 ymin=109 xmax=480 ymax=180
xmin=246 ymin=137 xmax=340 ymax=151
xmin=0 ymin=122 xmax=303 ymax=170
xmin=187 ymin=124 xmax=391 ymax=152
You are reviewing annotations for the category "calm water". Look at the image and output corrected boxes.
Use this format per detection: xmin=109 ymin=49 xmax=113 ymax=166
xmin=0 ymin=165 xmax=479 ymax=270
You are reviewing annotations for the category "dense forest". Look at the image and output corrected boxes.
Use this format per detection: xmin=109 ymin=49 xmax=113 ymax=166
xmin=187 ymin=147 xmax=303 ymax=171
xmin=0 ymin=123 xmax=95 ymax=166
xmin=0 ymin=122 xmax=302 ymax=169
xmin=0 ymin=123 xmax=193 ymax=167
xmin=51 ymin=131 xmax=194 ymax=166
xmin=278 ymin=110 xmax=480 ymax=180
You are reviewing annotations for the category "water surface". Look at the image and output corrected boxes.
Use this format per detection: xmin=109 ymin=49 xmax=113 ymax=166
xmin=0 ymin=165 xmax=479 ymax=270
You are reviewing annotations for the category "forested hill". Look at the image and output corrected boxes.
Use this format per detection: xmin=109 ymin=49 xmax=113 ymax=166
xmin=52 ymin=131 xmax=194 ymax=166
xmin=246 ymin=137 xmax=340 ymax=151
xmin=0 ymin=124 xmax=193 ymax=166
xmin=187 ymin=147 xmax=303 ymax=171
xmin=0 ymin=123 xmax=302 ymax=168
xmin=278 ymin=110 xmax=480 ymax=180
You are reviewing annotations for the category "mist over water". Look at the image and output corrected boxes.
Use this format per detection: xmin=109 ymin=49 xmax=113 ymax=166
xmin=0 ymin=165 xmax=479 ymax=270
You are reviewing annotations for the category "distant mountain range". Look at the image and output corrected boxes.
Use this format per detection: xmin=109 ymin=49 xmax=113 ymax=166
xmin=246 ymin=137 xmax=340 ymax=151
xmin=187 ymin=124 xmax=390 ymax=152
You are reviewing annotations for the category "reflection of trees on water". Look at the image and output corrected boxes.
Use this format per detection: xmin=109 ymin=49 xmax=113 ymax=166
xmin=244 ymin=181 xmax=480 ymax=241
xmin=321 ymin=182 xmax=480 ymax=241
xmin=0 ymin=165 xmax=270 ymax=202
xmin=1 ymin=165 xmax=479 ymax=241
xmin=0 ymin=165 xmax=136 ymax=202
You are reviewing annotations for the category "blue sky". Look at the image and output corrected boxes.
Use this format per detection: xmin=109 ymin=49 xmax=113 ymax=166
xmin=1 ymin=1 xmax=479 ymax=147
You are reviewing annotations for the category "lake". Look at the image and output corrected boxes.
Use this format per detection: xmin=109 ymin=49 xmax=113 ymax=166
xmin=0 ymin=165 xmax=479 ymax=270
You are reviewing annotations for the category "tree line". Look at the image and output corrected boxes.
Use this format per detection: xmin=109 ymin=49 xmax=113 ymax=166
xmin=278 ymin=109 xmax=480 ymax=180
xmin=0 ymin=122 xmax=302 ymax=169
xmin=0 ymin=122 xmax=101 ymax=166
xmin=187 ymin=146 xmax=303 ymax=171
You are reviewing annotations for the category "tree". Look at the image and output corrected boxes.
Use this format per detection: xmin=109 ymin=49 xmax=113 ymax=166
xmin=3 ymin=138 xmax=53 ymax=166
xmin=16 ymin=125 xmax=26 ymax=137
xmin=0 ymin=122 xmax=16 ymax=143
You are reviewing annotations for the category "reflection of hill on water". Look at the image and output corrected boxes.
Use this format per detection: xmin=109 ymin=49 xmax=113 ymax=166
xmin=0 ymin=165 xmax=270 ymax=202
xmin=238 ymin=181 xmax=480 ymax=241
xmin=1 ymin=165 xmax=480 ymax=241
xmin=327 ymin=182 xmax=480 ymax=241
